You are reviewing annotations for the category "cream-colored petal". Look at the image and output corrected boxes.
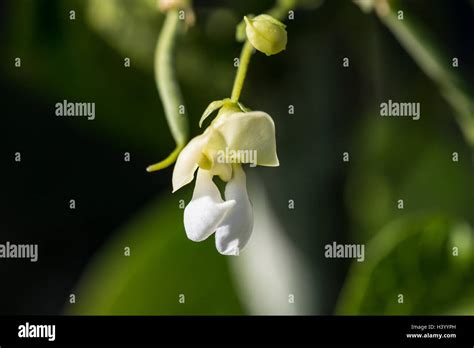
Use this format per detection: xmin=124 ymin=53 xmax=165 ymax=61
xmin=215 ymin=165 xmax=254 ymax=255
xmin=172 ymin=132 xmax=210 ymax=192
xmin=213 ymin=111 xmax=279 ymax=167
xmin=184 ymin=169 xmax=236 ymax=242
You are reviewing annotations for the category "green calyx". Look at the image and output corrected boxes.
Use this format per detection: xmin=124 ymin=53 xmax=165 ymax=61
xmin=199 ymin=99 xmax=250 ymax=128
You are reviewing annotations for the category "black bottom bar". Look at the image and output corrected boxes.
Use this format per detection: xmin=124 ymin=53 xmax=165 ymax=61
xmin=0 ymin=316 xmax=472 ymax=346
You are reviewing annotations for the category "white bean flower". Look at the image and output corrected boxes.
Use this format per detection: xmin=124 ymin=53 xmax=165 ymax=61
xmin=173 ymin=105 xmax=279 ymax=255
xmin=148 ymin=12 xmax=286 ymax=255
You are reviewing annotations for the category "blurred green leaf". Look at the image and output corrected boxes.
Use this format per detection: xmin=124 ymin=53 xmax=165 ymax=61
xmin=2 ymin=0 xmax=173 ymax=153
xmin=346 ymin=113 xmax=474 ymax=240
xmin=336 ymin=215 xmax=474 ymax=315
xmin=67 ymin=194 xmax=244 ymax=315
xmin=86 ymin=0 xmax=161 ymax=71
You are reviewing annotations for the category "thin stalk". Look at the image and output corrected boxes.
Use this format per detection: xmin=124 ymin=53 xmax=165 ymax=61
xmin=147 ymin=10 xmax=189 ymax=172
xmin=230 ymin=0 xmax=293 ymax=103
xmin=230 ymin=40 xmax=254 ymax=103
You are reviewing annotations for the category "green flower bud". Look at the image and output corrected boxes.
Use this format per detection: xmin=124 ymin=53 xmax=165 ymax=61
xmin=244 ymin=14 xmax=287 ymax=56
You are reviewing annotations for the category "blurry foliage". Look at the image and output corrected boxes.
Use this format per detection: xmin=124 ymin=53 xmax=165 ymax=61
xmin=341 ymin=0 xmax=474 ymax=314
xmin=376 ymin=0 xmax=474 ymax=146
xmin=336 ymin=216 xmax=474 ymax=314
xmin=1 ymin=0 xmax=168 ymax=153
xmin=68 ymin=192 xmax=244 ymax=315
xmin=1 ymin=0 xmax=238 ymax=156
xmin=86 ymin=0 xmax=159 ymax=71
xmin=346 ymin=112 xmax=474 ymax=240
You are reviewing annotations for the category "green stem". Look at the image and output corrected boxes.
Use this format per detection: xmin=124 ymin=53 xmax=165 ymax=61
xmin=148 ymin=10 xmax=189 ymax=172
xmin=230 ymin=40 xmax=254 ymax=103
xmin=146 ymin=144 xmax=184 ymax=172
xmin=373 ymin=2 xmax=474 ymax=147
xmin=229 ymin=0 xmax=294 ymax=103
xmin=267 ymin=0 xmax=292 ymax=19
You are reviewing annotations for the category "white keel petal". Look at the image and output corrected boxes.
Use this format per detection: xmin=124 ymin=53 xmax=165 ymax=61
xmin=184 ymin=169 xmax=235 ymax=242
xmin=215 ymin=165 xmax=254 ymax=255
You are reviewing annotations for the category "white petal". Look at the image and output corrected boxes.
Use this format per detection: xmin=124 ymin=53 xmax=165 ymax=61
xmin=215 ymin=165 xmax=254 ymax=255
xmin=184 ymin=169 xmax=235 ymax=242
xmin=173 ymin=128 xmax=228 ymax=192
xmin=212 ymin=111 xmax=279 ymax=167
xmin=172 ymin=132 xmax=210 ymax=193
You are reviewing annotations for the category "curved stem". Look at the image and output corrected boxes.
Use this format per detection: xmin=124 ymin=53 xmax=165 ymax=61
xmin=230 ymin=40 xmax=254 ymax=103
xmin=148 ymin=10 xmax=189 ymax=172
xmin=146 ymin=144 xmax=184 ymax=172
xmin=371 ymin=1 xmax=474 ymax=147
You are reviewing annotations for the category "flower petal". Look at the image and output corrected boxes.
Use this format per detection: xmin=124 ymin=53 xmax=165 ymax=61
xmin=213 ymin=111 xmax=279 ymax=167
xmin=210 ymin=162 xmax=232 ymax=182
xmin=184 ymin=169 xmax=235 ymax=242
xmin=172 ymin=132 xmax=210 ymax=192
xmin=215 ymin=165 xmax=254 ymax=255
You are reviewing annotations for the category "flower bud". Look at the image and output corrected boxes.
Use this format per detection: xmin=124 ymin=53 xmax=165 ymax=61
xmin=244 ymin=15 xmax=287 ymax=56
